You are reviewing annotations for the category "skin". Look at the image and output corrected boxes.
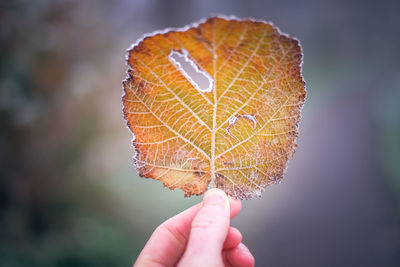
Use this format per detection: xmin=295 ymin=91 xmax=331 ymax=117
xmin=134 ymin=188 xmax=255 ymax=267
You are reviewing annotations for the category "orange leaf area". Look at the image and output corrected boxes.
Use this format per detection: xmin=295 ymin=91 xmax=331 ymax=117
xmin=123 ymin=16 xmax=306 ymax=199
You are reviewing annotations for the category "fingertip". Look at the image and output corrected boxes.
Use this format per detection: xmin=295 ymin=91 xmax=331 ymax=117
xmin=228 ymin=196 xmax=242 ymax=219
xmin=203 ymin=188 xmax=228 ymax=207
xmin=225 ymin=243 xmax=255 ymax=267
xmin=224 ymin=227 xmax=242 ymax=249
xmin=205 ymin=188 xmax=227 ymax=196
xmin=228 ymin=196 xmax=241 ymax=208
xmin=237 ymin=243 xmax=255 ymax=265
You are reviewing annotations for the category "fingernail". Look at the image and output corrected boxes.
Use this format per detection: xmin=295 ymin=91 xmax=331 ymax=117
xmin=203 ymin=188 xmax=228 ymax=206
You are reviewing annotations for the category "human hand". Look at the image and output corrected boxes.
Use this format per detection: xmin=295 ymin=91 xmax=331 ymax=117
xmin=134 ymin=188 xmax=255 ymax=267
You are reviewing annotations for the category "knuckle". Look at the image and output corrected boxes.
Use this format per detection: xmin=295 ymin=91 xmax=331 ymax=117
xmin=191 ymin=217 xmax=219 ymax=231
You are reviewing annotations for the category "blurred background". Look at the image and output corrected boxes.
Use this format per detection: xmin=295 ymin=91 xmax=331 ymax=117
xmin=1 ymin=0 xmax=399 ymax=266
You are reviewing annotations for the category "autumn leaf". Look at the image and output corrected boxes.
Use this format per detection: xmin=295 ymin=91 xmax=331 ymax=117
xmin=123 ymin=16 xmax=306 ymax=200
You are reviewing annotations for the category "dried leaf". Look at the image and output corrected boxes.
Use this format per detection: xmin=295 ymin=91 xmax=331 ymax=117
xmin=123 ymin=16 xmax=306 ymax=199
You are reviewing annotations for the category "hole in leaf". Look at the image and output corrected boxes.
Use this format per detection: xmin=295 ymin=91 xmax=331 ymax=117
xmin=168 ymin=49 xmax=213 ymax=93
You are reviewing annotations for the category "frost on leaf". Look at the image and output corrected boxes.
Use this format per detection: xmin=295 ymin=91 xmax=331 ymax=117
xmin=168 ymin=49 xmax=214 ymax=93
xmin=122 ymin=16 xmax=306 ymax=200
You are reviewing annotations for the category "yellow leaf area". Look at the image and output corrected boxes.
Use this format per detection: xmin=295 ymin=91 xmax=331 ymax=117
xmin=123 ymin=17 xmax=306 ymax=200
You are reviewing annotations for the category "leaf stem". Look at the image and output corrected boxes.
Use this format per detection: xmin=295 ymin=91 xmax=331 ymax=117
xmin=210 ymin=18 xmax=217 ymax=189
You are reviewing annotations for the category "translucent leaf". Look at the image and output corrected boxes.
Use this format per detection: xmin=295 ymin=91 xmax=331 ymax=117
xmin=123 ymin=16 xmax=306 ymax=200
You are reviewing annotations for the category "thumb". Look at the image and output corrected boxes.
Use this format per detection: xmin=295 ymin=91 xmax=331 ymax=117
xmin=178 ymin=188 xmax=230 ymax=266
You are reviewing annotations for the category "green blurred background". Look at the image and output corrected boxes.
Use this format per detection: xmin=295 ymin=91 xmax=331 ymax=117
xmin=1 ymin=0 xmax=399 ymax=266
